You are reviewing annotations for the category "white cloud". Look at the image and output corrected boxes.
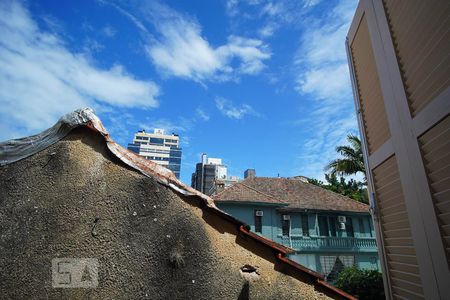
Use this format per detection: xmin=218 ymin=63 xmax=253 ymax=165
xmin=98 ymin=0 xmax=151 ymax=37
xmin=225 ymin=0 xmax=328 ymax=43
xmin=40 ymin=14 xmax=65 ymax=34
xmin=260 ymin=2 xmax=284 ymax=17
xmin=294 ymin=0 xmax=356 ymax=99
xmin=146 ymin=20 xmax=221 ymax=80
xmin=302 ymin=0 xmax=322 ymax=8
xmin=83 ymin=37 xmax=104 ymax=53
xmin=195 ymin=107 xmax=210 ymax=121
xmin=218 ymin=36 xmax=271 ymax=75
xmin=104 ymin=1 xmax=270 ymax=82
xmin=294 ymin=113 xmax=359 ymax=181
xmin=102 ymin=25 xmax=117 ymax=37
xmin=0 ymin=1 xmax=160 ymax=141
xmin=226 ymin=0 xmax=263 ymax=16
xmin=226 ymin=1 xmax=314 ymax=39
xmin=226 ymin=0 xmax=239 ymax=16
xmin=215 ymin=97 xmax=259 ymax=119
xmin=258 ymin=23 xmax=277 ymax=37
xmin=296 ymin=64 xmax=350 ymax=100
xmin=144 ymin=3 xmax=271 ymax=82
xmin=290 ymin=0 xmax=359 ymax=181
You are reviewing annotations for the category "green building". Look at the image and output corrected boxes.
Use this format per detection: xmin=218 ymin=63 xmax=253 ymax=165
xmin=213 ymin=174 xmax=379 ymax=281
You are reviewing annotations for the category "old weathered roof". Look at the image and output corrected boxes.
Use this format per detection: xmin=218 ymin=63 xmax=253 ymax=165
xmin=0 ymin=108 xmax=355 ymax=299
xmin=214 ymin=180 xmax=288 ymax=205
xmin=214 ymin=176 xmax=369 ymax=213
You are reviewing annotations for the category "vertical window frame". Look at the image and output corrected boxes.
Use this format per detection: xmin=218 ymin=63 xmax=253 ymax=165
xmin=301 ymin=214 xmax=310 ymax=237
xmin=254 ymin=210 xmax=263 ymax=233
xmin=281 ymin=214 xmax=290 ymax=237
xmin=318 ymin=215 xmax=330 ymax=237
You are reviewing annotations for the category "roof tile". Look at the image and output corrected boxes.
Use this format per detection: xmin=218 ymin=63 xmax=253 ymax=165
xmin=214 ymin=177 xmax=369 ymax=213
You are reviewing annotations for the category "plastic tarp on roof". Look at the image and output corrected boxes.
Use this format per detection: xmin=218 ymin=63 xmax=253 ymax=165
xmin=1 ymin=108 xmax=102 ymax=166
xmin=0 ymin=108 xmax=215 ymax=207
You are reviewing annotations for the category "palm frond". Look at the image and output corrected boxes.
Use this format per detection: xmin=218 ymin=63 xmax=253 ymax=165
xmin=336 ymin=145 xmax=358 ymax=160
xmin=326 ymin=134 xmax=365 ymax=177
xmin=347 ymin=134 xmax=361 ymax=150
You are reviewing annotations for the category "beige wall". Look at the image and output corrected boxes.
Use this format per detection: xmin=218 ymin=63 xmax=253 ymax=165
xmin=346 ymin=1 xmax=450 ymax=299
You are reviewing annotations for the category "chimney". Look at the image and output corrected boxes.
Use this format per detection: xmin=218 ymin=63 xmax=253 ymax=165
xmin=244 ymin=169 xmax=256 ymax=179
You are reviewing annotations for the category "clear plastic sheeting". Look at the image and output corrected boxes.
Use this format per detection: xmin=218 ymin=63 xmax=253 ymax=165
xmin=0 ymin=108 xmax=218 ymax=209
xmin=0 ymin=108 xmax=102 ymax=166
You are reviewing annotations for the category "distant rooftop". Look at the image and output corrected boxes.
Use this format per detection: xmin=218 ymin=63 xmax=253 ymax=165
xmin=213 ymin=176 xmax=369 ymax=213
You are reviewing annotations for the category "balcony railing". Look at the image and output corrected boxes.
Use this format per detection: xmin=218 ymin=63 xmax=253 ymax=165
xmin=280 ymin=236 xmax=377 ymax=252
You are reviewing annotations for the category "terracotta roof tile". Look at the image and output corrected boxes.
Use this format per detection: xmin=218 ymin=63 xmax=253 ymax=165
xmin=213 ymin=181 xmax=287 ymax=204
xmin=214 ymin=177 xmax=369 ymax=213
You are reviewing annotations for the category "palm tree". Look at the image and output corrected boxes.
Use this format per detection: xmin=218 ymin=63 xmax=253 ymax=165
xmin=325 ymin=134 xmax=365 ymax=178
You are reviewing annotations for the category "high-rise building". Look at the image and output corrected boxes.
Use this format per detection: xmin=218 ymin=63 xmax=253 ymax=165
xmin=127 ymin=129 xmax=182 ymax=179
xmin=191 ymin=154 xmax=239 ymax=196
xmin=244 ymin=169 xmax=256 ymax=179
xmin=347 ymin=1 xmax=449 ymax=298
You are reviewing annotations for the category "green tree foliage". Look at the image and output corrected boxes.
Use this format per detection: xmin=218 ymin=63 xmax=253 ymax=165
xmin=325 ymin=134 xmax=366 ymax=181
xmin=309 ymin=173 xmax=369 ymax=204
xmin=335 ymin=266 xmax=385 ymax=300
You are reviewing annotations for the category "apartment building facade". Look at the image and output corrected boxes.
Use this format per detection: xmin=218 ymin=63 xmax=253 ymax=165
xmin=127 ymin=129 xmax=182 ymax=178
xmin=213 ymin=176 xmax=379 ymax=281
xmin=191 ymin=154 xmax=239 ymax=196
xmin=347 ymin=1 xmax=449 ymax=299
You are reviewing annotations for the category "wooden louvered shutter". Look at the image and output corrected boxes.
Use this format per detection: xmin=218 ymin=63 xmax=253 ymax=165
xmin=350 ymin=16 xmax=390 ymax=155
xmin=419 ymin=116 xmax=450 ymax=267
xmin=347 ymin=1 xmax=450 ymax=298
xmin=383 ymin=0 xmax=450 ymax=117
xmin=373 ymin=156 xmax=424 ymax=299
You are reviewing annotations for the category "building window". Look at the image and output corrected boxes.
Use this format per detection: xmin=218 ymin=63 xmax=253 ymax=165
xmin=281 ymin=215 xmax=290 ymax=237
xmin=358 ymin=217 xmax=366 ymax=236
xmin=329 ymin=216 xmax=337 ymax=237
xmin=318 ymin=216 xmax=340 ymax=237
xmin=301 ymin=214 xmax=309 ymax=237
xmin=346 ymin=218 xmax=354 ymax=237
xmin=254 ymin=210 xmax=263 ymax=233
xmin=318 ymin=216 xmax=329 ymax=237
xmin=149 ymin=137 xmax=164 ymax=144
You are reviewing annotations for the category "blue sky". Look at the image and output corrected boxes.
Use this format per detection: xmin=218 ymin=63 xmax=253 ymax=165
xmin=0 ymin=0 xmax=359 ymax=184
